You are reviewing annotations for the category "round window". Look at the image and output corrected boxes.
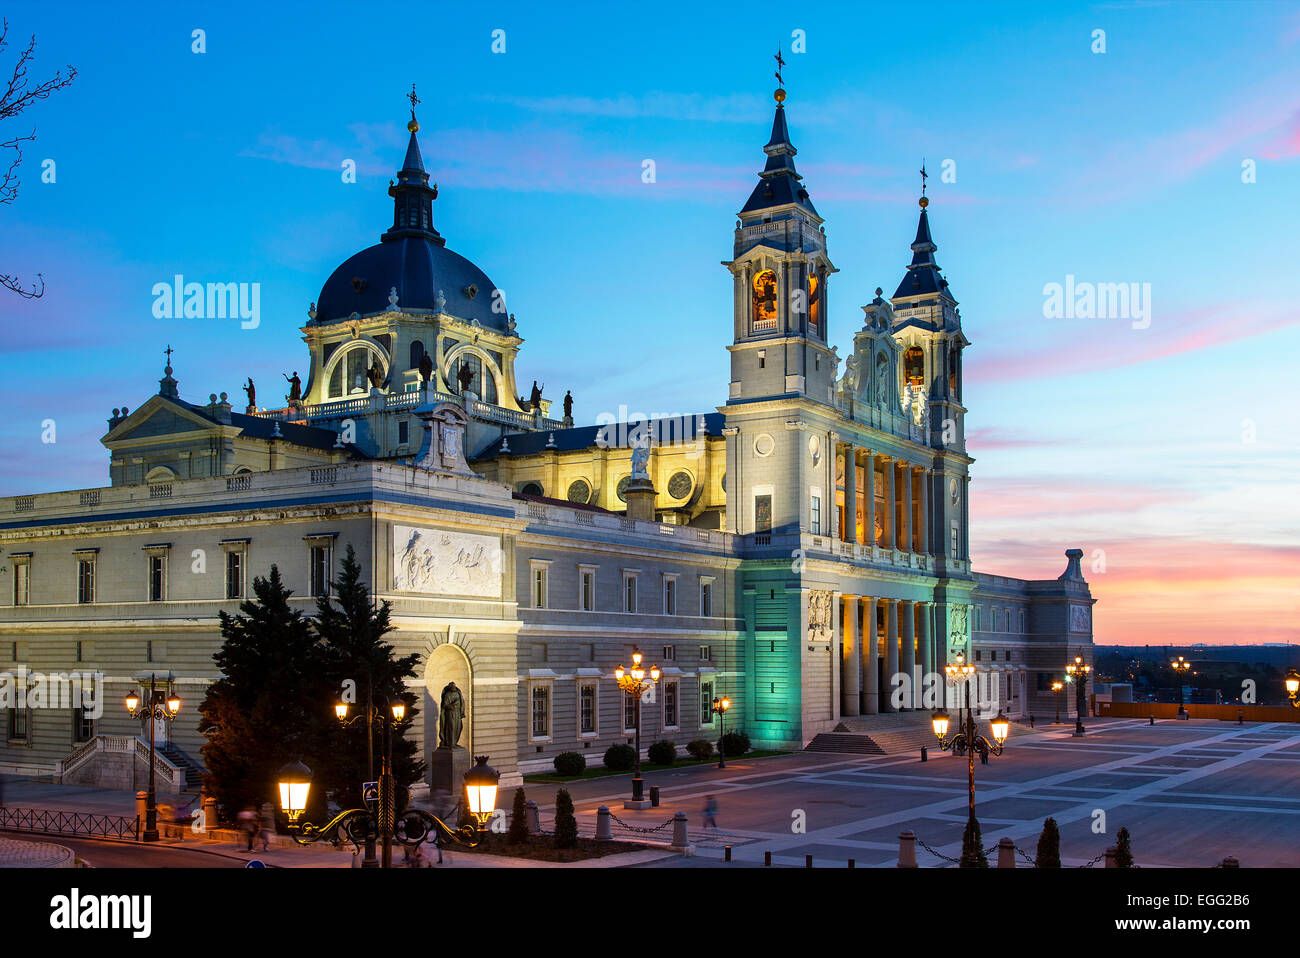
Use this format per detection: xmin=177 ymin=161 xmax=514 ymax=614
xmin=567 ymin=479 xmax=592 ymax=504
xmin=754 ymin=433 xmax=775 ymax=457
xmin=521 ymin=481 xmax=543 ymax=497
xmin=616 ymin=476 xmax=631 ymax=502
xmin=668 ymin=471 xmax=693 ymax=500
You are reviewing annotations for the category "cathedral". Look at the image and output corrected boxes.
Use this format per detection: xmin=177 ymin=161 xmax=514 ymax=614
xmin=0 ymin=81 xmax=1094 ymax=791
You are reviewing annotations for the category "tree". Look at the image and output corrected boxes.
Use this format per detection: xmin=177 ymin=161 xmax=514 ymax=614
xmin=1 ymin=19 xmax=76 ymax=298
xmin=959 ymin=815 xmax=988 ymax=867
xmin=554 ymin=789 xmax=578 ymax=848
xmin=507 ymin=787 xmax=530 ymax=845
xmin=1036 ymin=817 xmax=1062 ymax=868
xmin=1114 ymin=826 xmax=1134 ymax=868
xmin=198 ymin=566 xmax=331 ymax=822
xmin=311 ymin=545 xmax=423 ymax=810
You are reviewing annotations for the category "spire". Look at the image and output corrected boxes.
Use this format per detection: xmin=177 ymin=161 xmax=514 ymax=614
xmin=158 ymin=344 xmax=179 ymax=400
xmin=384 ymin=84 xmax=444 ymax=245
xmin=740 ymin=57 xmax=817 ymax=217
xmin=892 ymin=180 xmax=954 ymax=303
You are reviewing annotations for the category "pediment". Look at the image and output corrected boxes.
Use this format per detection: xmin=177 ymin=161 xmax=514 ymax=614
xmin=102 ymin=396 xmax=220 ymax=445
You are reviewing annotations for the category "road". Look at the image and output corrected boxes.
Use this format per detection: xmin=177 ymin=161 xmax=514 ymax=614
xmin=0 ymin=831 xmax=252 ymax=868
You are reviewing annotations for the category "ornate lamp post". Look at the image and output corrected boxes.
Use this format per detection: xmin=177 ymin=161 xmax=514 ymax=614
xmin=278 ymin=708 xmax=499 ymax=870
xmin=124 ymin=674 xmax=181 ymax=842
xmin=1285 ymin=670 xmax=1300 ymax=708
xmin=931 ymin=651 xmax=1009 ymax=825
xmin=1171 ymin=655 xmax=1191 ymax=718
xmin=1051 ymin=680 xmax=1064 ymax=724
xmin=615 ymin=647 xmax=660 ymax=807
xmin=1065 ymin=653 xmax=1091 ymax=737
xmin=711 ymin=696 xmax=731 ymax=769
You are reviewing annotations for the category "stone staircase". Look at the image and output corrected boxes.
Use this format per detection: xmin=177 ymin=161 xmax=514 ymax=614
xmin=158 ymin=743 xmax=205 ymax=791
xmin=805 ymin=712 xmax=940 ymax=756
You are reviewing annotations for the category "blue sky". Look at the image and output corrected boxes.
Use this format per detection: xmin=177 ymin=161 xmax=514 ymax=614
xmin=2 ymin=0 xmax=1298 ymax=644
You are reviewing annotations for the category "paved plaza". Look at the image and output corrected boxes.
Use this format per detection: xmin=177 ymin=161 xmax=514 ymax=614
xmin=538 ymin=718 xmax=1300 ymax=867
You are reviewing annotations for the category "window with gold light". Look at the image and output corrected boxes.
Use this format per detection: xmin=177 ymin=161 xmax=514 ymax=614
xmin=807 ymin=272 xmax=820 ymax=332
xmin=904 ymin=346 xmax=925 ymax=387
xmin=752 ymin=269 xmax=778 ymax=329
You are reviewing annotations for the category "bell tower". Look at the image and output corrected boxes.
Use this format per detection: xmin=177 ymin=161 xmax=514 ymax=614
xmin=724 ymin=76 xmax=838 ymax=408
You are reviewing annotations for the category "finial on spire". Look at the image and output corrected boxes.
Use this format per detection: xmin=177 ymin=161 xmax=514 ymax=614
xmin=164 ymin=343 xmax=174 ymax=373
xmin=919 ymin=159 xmax=929 ymax=208
xmin=407 ymin=83 xmax=421 ymax=133
xmin=773 ymin=47 xmax=787 ymax=103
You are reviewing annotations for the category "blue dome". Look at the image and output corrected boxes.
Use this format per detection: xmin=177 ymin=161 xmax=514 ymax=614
xmin=314 ymin=235 xmax=508 ymax=331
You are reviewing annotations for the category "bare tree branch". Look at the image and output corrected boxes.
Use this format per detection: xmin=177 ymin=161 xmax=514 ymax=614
xmin=1 ymin=18 xmax=76 ymax=298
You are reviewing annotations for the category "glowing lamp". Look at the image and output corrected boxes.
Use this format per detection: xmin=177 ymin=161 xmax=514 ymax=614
xmin=277 ymin=760 xmax=312 ymax=823
xmin=166 ymin=691 xmax=182 ymax=715
xmin=990 ymin=711 xmax=1010 ymax=745
xmin=391 ymin=702 xmax=406 ymax=722
xmin=649 ymin=664 xmax=661 ymax=683
xmin=463 ymin=755 xmax=500 ymax=827
xmin=335 ymin=702 xmax=349 ymax=721
xmin=125 ymin=691 xmax=140 ymax=713
xmin=931 ymin=710 xmax=950 ymax=739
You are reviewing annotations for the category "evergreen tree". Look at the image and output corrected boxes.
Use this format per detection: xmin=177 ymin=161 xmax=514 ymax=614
xmin=1036 ymin=816 xmax=1062 ymax=867
xmin=507 ymin=787 xmax=530 ymax=845
xmin=311 ymin=545 xmax=423 ymax=809
xmin=959 ymin=814 xmax=988 ymax=867
xmin=1114 ymin=826 xmax=1134 ymax=867
xmin=198 ymin=566 xmax=331 ymax=821
xmin=554 ymin=789 xmax=578 ymax=848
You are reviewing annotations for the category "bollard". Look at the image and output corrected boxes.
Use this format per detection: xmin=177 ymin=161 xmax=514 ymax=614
xmin=526 ymin=799 xmax=542 ymax=836
xmin=135 ymin=790 xmax=147 ymax=824
xmin=1149 ymin=715 xmax=1155 ymax=725
xmin=594 ymin=805 xmax=613 ymax=841
xmin=202 ymin=796 xmax=218 ymax=831
xmin=897 ymin=830 xmax=918 ymax=868
xmin=669 ymin=811 xmax=691 ymax=853
xmin=1105 ymin=846 xmax=1117 ymax=868
xmin=806 ymin=854 xmax=813 ymax=868
xmin=920 ymin=746 xmax=927 ymax=762
xmin=997 ymin=837 xmax=1015 ymax=868
xmin=1221 ymin=856 xmax=1239 ymax=868
xmin=724 ymin=845 xmax=732 ymax=862
xmin=1238 ymin=710 xmax=1244 ymax=725
xmin=848 ymin=858 xmax=855 ymax=868
xmin=649 ymin=786 xmax=660 ymax=808
xmin=764 ymin=850 xmax=772 ymax=867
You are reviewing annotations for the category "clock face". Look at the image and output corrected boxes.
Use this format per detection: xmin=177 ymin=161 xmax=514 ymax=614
xmin=949 ymin=478 xmax=959 ymax=503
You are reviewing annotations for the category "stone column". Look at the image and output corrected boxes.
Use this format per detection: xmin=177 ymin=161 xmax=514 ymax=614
xmin=863 ymin=450 xmax=876 ymax=549
xmin=841 ymin=594 xmax=860 ymax=716
xmin=901 ymin=601 xmax=916 ymax=709
xmin=843 ymin=443 xmax=857 ymax=544
xmin=919 ymin=602 xmax=933 ymax=708
xmin=884 ymin=457 xmax=896 ymax=550
xmin=962 ymin=476 xmax=971 ymax=560
xmin=920 ymin=469 xmax=931 ymax=554
xmin=861 ymin=597 xmax=879 ymax=714
xmin=884 ymin=599 xmax=899 ymax=713
xmin=828 ymin=431 xmax=839 ymax=541
xmin=901 ymin=462 xmax=912 ymax=553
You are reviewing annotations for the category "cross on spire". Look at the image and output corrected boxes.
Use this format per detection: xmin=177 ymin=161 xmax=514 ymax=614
xmin=407 ymin=83 xmax=420 ymax=119
xmin=164 ymin=344 xmax=174 ymax=367
xmin=920 ymin=160 xmax=928 ymax=197
xmin=774 ymin=47 xmax=786 ymax=89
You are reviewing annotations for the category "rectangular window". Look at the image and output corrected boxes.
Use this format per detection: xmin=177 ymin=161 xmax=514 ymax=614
xmin=77 ymin=558 xmax=95 ymax=604
xmin=13 ymin=561 xmax=29 ymax=606
xmin=580 ymin=684 xmax=596 ymax=734
xmin=531 ymin=685 xmax=550 ymax=738
xmin=532 ymin=565 xmax=548 ymax=609
xmin=664 ymin=577 xmax=676 ymax=615
xmin=310 ymin=544 xmax=332 ymax=597
xmin=664 ymin=681 xmax=678 ymax=728
xmin=226 ymin=550 xmax=244 ymax=600
xmin=149 ymin=555 xmax=167 ymax=602
xmin=624 ymin=694 xmax=637 ymax=732
xmin=398 ymin=420 xmax=409 ymax=445
xmin=7 ymin=707 xmax=28 ymax=742
xmin=950 ymin=522 xmax=959 ymax=558
xmin=700 ymin=680 xmax=715 ymax=725
xmin=755 ymin=494 xmax=772 ymax=533
xmin=1019 ymin=609 xmax=1026 ymax=633
xmin=700 ymin=580 xmax=713 ymax=617
xmin=699 ymin=645 xmax=712 ymax=662
xmin=624 ymin=574 xmax=637 ymax=613
xmin=975 ymin=650 xmax=982 ymax=662
xmin=72 ymin=707 xmax=95 ymax=744
xmin=662 ymin=645 xmax=675 ymax=661
xmin=810 ymin=490 xmax=822 ymax=535
xmin=75 ymin=641 xmax=82 ymax=663
xmin=580 ymin=567 xmax=595 ymax=611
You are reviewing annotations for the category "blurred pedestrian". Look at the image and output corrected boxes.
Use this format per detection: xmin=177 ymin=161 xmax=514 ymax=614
xmin=703 ymin=794 xmax=719 ymax=829
xmin=237 ymin=806 xmax=258 ymax=851
xmin=257 ymin=802 xmax=274 ymax=851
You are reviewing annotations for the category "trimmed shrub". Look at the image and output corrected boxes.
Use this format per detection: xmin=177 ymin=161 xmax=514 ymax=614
xmin=686 ymin=739 xmax=714 ymax=761
xmin=507 ymin=787 xmax=529 ymax=845
xmin=647 ymin=740 xmax=677 ymax=765
xmin=720 ymin=730 xmax=751 ymax=757
xmin=960 ymin=815 xmax=989 ymax=868
xmin=1114 ymin=826 xmax=1134 ymax=868
xmin=554 ymin=789 xmax=578 ymax=848
xmin=553 ymin=751 xmax=586 ymax=777
xmin=1036 ymin=817 xmax=1061 ymax=868
xmin=603 ymin=743 xmax=637 ymax=771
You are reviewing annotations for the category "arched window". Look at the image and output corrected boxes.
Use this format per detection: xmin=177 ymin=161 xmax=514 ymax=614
xmin=752 ymin=269 xmax=778 ymax=330
xmin=808 ymin=273 xmax=821 ymax=333
xmin=948 ymin=348 xmax=959 ymax=398
xmin=327 ymin=345 xmax=385 ymax=399
xmin=410 ymin=340 xmax=425 ymax=371
xmin=904 ymin=346 xmax=925 ymax=388
xmin=447 ymin=350 xmax=498 ymax=404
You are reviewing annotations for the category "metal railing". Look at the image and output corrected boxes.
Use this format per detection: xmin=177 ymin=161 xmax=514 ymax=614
xmin=0 ymin=806 xmax=140 ymax=841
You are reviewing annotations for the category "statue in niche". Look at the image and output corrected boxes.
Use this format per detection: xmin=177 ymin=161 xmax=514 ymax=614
xmin=366 ymin=359 xmax=384 ymax=389
xmin=875 ymin=363 xmax=889 ymax=408
xmin=418 ymin=351 xmax=434 ymax=385
xmin=457 ymin=363 xmax=475 ymax=394
xmin=438 ymin=681 xmax=465 ymax=748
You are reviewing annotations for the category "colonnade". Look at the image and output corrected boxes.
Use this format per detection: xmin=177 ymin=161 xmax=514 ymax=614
xmin=838 ymin=596 xmax=946 ymax=715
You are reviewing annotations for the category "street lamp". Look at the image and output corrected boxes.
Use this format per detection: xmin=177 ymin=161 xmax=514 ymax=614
xmin=1064 ymin=653 xmax=1091 ymax=737
xmin=931 ymin=650 xmax=1009 ymax=830
xmin=711 ymin=696 xmax=731 ymax=769
xmin=614 ymin=647 xmax=660 ymax=807
xmin=1286 ymin=670 xmax=1300 ymax=707
xmin=1051 ymin=680 xmax=1064 ymax=724
xmin=124 ymin=674 xmax=181 ymax=842
xmin=1170 ymin=655 xmax=1191 ymax=718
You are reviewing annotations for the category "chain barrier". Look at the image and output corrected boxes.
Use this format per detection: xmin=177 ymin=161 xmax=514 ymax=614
xmin=914 ymin=836 xmax=962 ymax=865
xmin=608 ymin=812 xmax=676 ymax=835
xmin=912 ymin=836 xmax=1115 ymax=869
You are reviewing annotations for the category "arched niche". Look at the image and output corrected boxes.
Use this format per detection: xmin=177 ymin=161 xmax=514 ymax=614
xmin=422 ymin=641 xmax=472 ymax=780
